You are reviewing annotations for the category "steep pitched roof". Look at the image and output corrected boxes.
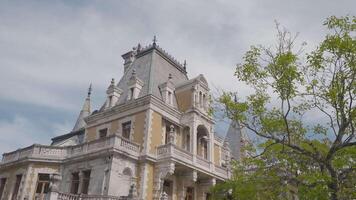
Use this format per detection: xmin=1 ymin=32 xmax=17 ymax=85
xmin=72 ymin=85 xmax=92 ymax=131
xmin=224 ymin=120 xmax=243 ymax=160
xmin=109 ymin=43 xmax=189 ymax=107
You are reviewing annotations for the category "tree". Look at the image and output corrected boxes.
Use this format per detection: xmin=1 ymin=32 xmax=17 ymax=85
xmin=213 ymin=16 xmax=356 ymax=200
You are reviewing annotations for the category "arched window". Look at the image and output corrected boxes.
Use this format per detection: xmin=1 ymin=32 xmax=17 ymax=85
xmin=197 ymin=125 xmax=209 ymax=159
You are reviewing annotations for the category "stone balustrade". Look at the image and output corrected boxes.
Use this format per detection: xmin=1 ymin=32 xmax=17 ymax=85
xmin=156 ymin=143 xmax=229 ymax=179
xmin=1 ymin=135 xmax=141 ymax=164
xmin=56 ymin=193 xmax=128 ymax=200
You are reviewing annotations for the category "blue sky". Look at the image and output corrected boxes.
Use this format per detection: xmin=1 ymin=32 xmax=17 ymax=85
xmin=0 ymin=0 xmax=355 ymax=155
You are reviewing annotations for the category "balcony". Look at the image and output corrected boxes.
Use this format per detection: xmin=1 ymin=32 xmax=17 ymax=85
xmin=1 ymin=135 xmax=141 ymax=165
xmin=156 ymin=143 xmax=229 ymax=179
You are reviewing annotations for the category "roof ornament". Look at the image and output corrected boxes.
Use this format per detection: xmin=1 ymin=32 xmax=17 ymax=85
xmin=153 ymin=35 xmax=157 ymax=46
xmin=183 ymin=60 xmax=187 ymax=70
xmin=132 ymin=69 xmax=136 ymax=76
xmin=87 ymin=83 xmax=92 ymax=98
xmin=111 ymin=78 xmax=115 ymax=86
xmin=234 ymin=94 xmax=237 ymax=103
xmin=168 ymin=73 xmax=172 ymax=80
xmin=137 ymin=43 xmax=142 ymax=52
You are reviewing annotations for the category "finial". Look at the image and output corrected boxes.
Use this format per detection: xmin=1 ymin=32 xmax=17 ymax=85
xmin=183 ymin=60 xmax=187 ymax=70
xmin=87 ymin=84 xmax=92 ymax=98
xmin=137 ymin=43 xmax=141 ymax=52
xmin=153 ymin=35 xmax=157 ymax=46
xmin=168 ymin=73 xmax=172 ymax=80
xmin=234 ymin=94 xmax=237 ymax=103
xmin=111 ymin=78 xmax=115 ymax=86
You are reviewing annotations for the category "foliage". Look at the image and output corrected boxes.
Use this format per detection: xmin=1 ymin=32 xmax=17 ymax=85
xmin=213 ymin=16 xmax=356 ymax=200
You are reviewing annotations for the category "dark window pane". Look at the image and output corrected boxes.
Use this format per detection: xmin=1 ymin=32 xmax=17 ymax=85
xmin=36 ymin=182 xmax=43 ymax=194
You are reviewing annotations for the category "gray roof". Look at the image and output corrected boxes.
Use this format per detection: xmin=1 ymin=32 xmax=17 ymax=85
xmin=102 ymin=44 xmax=190 ymax=109
xmin=224 ymin=120 xmax=243 ymax=160
xmin=72 ymin=87 xmax=91 ymax=131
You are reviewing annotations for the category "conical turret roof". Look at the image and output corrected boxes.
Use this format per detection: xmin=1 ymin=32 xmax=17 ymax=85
xmin=72 ymin=85 xmax=92 ymax=131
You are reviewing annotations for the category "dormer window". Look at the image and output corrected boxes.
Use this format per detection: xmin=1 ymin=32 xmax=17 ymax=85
xmin=129 ymin=88 xmax=134 ymax=100
xmin=168 ymin=91 xmax=172 ymax=105
xmin=127 ymin=70 xmax=144 ymax=101
xmin=105 ymin=78 xmax=122 ymax=109
xmin=159 ymin=74 xmax=175 ymax=106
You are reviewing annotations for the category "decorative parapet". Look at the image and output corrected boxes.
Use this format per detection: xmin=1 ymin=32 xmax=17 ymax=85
xmin=1 ymin=135 xmax=141 ymax=166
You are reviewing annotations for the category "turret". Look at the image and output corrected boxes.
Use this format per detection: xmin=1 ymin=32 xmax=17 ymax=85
xmin=72 ymin=85 xmax=92 ymax=131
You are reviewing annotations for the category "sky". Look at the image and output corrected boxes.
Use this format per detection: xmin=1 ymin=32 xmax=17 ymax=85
xmin=0 ymin=0 xmax=355 ymax=155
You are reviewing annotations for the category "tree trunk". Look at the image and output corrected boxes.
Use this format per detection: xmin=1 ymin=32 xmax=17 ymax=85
xmin=326 ymin=164 xmax=339 ymax=200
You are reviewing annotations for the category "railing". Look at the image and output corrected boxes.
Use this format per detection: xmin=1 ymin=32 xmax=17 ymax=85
xmin=156 ymin=143 xmax=229 ymax=179
xmin=57 ymin=193 xmax=126 ymax=200
xmin=215 ymin=164 xmax=228 ymax=177
xmin=196 ymin=155 xmax=210 ymax=169
xmin=58 ymin=193 xmax=80 ymax=200
xmin=1 ymin=135 xmax=141 ymax=164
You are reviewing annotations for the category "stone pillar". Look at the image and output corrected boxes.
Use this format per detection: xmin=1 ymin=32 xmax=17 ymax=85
xmin=46 ymin=173 xmax=62 ymax=200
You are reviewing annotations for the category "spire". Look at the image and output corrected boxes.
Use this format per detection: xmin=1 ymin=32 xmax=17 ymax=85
xmin=72 ymin=84 xmax=92 ymax=132
xmin=153 ymin=35 xmax=157 ymax=46
xmin=183 ymin=60 xmax=187 ymax=71
xmin=224 ymin=119 xmax=243 ymax=160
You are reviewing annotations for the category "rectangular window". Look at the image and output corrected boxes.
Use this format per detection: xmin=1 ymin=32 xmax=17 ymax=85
xmin=165 ymin=125 xmax=170 ymax=144
xmin=34 ymin=173 xmax=50 ymax=200
xmin=186 ymin=187 xmax=194 ymax=200
xmin=99 ymin=128 xmax=108 ymax=139
xmin=81 ymin=170 xmax=91 ymax=195
xmin=70 ymin=172 xmax=79 ymax=194
xmin=122 ymin=122 xmax=131 ymax=139
xmin=11 ymin=174 xmax=22 ymax=200
xmin=0 ymin=178 xmax=7 ymax=199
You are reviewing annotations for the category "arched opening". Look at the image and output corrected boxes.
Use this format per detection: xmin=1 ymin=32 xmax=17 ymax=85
xmin=197 ymin=125 xmax=209 ymax=159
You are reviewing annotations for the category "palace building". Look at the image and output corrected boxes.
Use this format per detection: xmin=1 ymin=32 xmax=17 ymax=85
xmin=0 ymin=39 xmax=245 ymax=200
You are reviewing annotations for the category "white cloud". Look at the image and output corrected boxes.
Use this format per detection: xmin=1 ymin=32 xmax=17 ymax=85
xmin=0 ymin=0 xmax=355 ymax=152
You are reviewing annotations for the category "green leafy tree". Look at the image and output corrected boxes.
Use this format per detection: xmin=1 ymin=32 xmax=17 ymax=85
xmin=213 ymin=16 xmax=356 ymax=200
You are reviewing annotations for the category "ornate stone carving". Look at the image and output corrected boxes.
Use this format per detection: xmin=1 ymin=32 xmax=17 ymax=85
xmin=153 ymin=162 xmax=175 ymax=199
xmin=49 ymin=173 xmax=62 ymax=192
xmin=192 ymin=170 xmax=198 ymax=182
xmin=168 ymin=125 xmax=175 ymax=144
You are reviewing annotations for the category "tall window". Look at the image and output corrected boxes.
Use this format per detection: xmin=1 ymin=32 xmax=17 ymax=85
xmin=0 ymin=178 xmax=6 ymax=199
xmin=11 ymin=174 xmax=22 ymax=200
xmin=122 ymin=121 xmax=131 ymax=139
xmin=35 ymin=174 xmax=50 ymax=200
xmin=70 ymin=172 xmax=80 ymax=194
xmin=165 ymin=125 xmax=170 ymax=144
xmin=99 ymin=128 xmax=108 ymax=139
xmin=186 ymin=187 xmax=194 ymax=200
xmin=167 ymin=91 xmax=172 ymax=105
xmin=81 ymin=170 xmax=91 ymax=195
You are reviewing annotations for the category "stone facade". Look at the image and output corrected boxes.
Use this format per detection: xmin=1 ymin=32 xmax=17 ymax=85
xmin=0 ymin=40 xmax=244 ymax=200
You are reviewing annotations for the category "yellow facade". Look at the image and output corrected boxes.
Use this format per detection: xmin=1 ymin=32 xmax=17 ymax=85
xmin=149 ymin=112 xmax=163 ymax=154
xmin=176 ymin=90 xmax=192 ymax=112
xmin=133 ymin=111 xmax=146 ymax=146
xmin=214 ymin=144 xmax=221 ymax=165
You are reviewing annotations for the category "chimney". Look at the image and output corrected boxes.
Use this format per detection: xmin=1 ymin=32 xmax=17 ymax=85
xmin=121 ymin=51 xmax=135 ymax=73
